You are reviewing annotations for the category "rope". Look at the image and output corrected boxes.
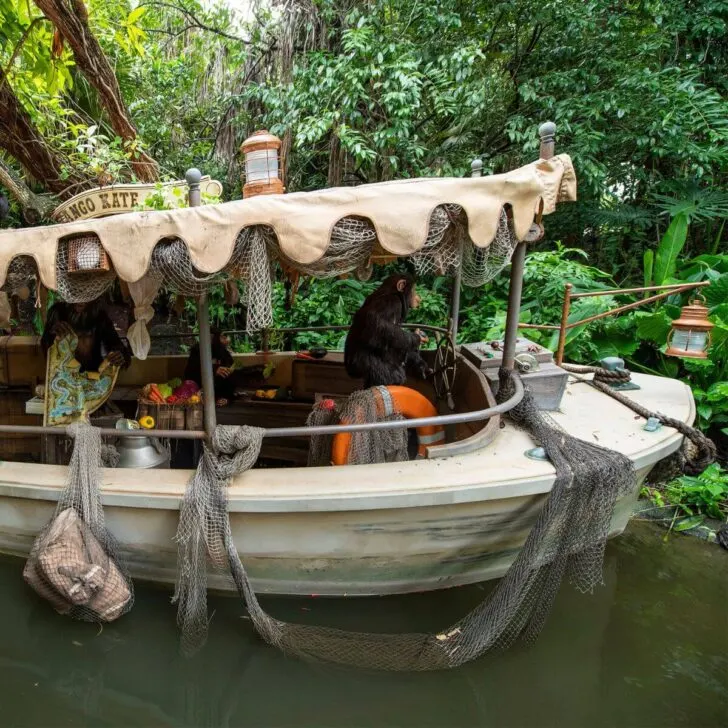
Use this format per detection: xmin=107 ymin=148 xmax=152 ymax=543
xmin=561 ymin=364 xmax=716 ymax=475
xmin=560 ymin=363 xmax=630 ymax=385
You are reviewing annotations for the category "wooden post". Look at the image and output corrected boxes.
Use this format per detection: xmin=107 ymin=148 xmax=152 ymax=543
xmin=186 ymin=168 xmax=216 ymax=438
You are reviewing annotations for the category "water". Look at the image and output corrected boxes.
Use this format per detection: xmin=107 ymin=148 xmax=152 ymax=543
xmin=0 ymin=522 xmax=725 ymax=728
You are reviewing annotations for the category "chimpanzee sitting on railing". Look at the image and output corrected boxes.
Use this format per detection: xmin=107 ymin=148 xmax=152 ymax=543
xmin=344 ymin=273 xmax=432 ymax=389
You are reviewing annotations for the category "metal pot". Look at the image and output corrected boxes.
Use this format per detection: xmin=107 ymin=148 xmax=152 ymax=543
xmin=115 ymin=436 xmax=170 ymax=469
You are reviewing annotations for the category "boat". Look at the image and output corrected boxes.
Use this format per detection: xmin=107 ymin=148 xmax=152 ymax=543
xmin=0 ymin=123 xmax=698 ymax=597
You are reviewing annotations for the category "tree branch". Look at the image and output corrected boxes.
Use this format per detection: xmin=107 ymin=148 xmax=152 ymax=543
xmin=0 ymin=157 xmax=59 ymax=223
xmin=138 ymin=1 xmax=251 ymax=43
xmin=33 ymin=0 xmax=159 ymax=183
xmin=0 ymin=66 xmax=85 ymax=198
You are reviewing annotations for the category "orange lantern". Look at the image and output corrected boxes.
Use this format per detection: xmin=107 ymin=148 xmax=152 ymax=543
xmin=665 ymin=296 xmax=714 ymax=359
xmin=241 ymin=130 xmax=284 ymax=198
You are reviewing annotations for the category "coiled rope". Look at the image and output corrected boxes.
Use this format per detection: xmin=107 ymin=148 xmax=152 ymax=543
xmin=560 ymin=363 xmax=716 ymax=475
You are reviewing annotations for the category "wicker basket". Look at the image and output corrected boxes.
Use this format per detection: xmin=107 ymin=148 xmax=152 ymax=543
xmin=65 ymin=233 xmax=112 ymax=275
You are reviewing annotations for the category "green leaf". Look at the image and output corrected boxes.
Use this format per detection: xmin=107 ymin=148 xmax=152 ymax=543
xmin=705 ymin=273 xmax=728 ymax=309
xmin=635 ymin=311 xmax=672 ymax=343
xmin=643 ymin=249 xmax=654 ymax=288
xmin=673 ymin=515 xmax=704 ymax=532
xmin=654 ymin=213 xmax=689 ymax=286
xmin=127 ymin=6 xmax=146 ymax=23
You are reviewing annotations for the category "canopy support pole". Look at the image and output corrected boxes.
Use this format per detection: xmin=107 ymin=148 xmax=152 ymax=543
xmin=502 ymin=122 xmax=556 ymax=370
xmin=186 ymin=168 xmax=216 ymax=438
xmin=449 ymin=265 xmax=462 ymax=345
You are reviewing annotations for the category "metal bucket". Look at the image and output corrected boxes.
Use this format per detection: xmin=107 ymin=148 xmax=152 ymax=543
xmin=115 ymin=436 xmax=170 ymax=469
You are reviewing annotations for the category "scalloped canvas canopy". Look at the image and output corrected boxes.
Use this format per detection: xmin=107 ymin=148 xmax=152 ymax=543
xmin=0 ymin=155 xmax=575 ymax=290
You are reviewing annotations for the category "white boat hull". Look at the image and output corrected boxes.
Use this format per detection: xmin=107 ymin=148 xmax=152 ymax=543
xmin=0 ymin=373 xmax=693 ymax=595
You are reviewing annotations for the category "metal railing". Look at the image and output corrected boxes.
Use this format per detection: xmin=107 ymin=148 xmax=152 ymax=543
xmin=0 ymin=376 xmax=523 ymax=440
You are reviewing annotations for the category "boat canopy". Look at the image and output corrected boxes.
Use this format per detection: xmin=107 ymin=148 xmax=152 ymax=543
xmin=0 ymin=155 xmax=575 ymax=290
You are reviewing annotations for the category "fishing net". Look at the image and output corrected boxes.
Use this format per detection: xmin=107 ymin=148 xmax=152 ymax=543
xmin=173 ymin=370 xmax=636 ymax=670
xmin=1 ymin=255 xmax=37 ymax=296
xmin=23 ymin=423 xmax=134 ymax=622
xmin=42 ymin=202 xmax=518 ymax=332
xmin=146 ymin=228 xmax=274 ymax=332
xmin=270 ymin=217 xmax=376 ymax=279
xmin=306 ymin=389 xmax=408 ymax=467
xmin=56 ymin=234 xmax=116 ymax=303
xmin=410 ymin=207 xmax=519 ymax=286
xmin=461 ymin=208 xmax=520 ymax=287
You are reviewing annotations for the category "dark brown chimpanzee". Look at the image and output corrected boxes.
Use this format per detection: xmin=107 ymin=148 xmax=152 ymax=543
xmin=184 ymin=327 xmax=235 ymax=407
xmin=41 ymin=299 xmax=131 ymax=372
xmin=344 ymin=273 xmax=432 ymax=389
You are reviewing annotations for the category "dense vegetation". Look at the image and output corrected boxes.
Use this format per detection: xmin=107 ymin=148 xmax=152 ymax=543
xmin=1 ymin=0 xmax=726 ymax=517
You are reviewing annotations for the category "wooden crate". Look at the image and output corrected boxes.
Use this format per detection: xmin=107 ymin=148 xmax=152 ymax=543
xmin=137 ymin=399 xmax=202 ymax=431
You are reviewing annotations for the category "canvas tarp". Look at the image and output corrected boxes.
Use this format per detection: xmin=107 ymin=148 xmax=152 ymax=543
xmin=0 ymin=155 xmax=576 ymax=291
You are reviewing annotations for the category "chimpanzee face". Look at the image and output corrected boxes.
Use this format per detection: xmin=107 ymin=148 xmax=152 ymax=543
xmin=395 ymin=277 xmax=421 ymax=308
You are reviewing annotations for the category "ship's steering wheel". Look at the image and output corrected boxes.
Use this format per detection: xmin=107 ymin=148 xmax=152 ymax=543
xmin=432 ymin=331 xmax=457 ymax=410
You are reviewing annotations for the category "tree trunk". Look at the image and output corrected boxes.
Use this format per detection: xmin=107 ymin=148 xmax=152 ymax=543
xmin=0 ymin=159 xmax=58 ymax=224
xmin=33 ymin=0 xmax=159 ymax=183
xmin=0 ymin=67 xmax=77 ymax=198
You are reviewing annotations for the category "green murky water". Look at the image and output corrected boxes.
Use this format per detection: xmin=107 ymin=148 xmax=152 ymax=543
xmin=0 ymin=522 xmax=726 ymax=728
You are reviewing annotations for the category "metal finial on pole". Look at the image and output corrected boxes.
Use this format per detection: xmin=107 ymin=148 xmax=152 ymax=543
xmin=538 ymin=122 xmax=556 ymax=160
xmin=186 ymin=167 xmax=216 ymax=438
xmin=185 ymin=168 xmax=202 ymax=206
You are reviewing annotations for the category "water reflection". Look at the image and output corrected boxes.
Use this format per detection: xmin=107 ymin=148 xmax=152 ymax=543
xmin=0 ymin=522 xmax=726 ymax=728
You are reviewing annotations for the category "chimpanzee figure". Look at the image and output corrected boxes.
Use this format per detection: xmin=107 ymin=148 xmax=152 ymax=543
xmin=41 ymin=299 xmax=131 ymax=372
xmin=344 ymin=273 xmax=431 ymax=389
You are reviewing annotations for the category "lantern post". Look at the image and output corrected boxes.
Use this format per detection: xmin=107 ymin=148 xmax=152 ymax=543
xmin=186 ymin=167 xmax=217 ymax=437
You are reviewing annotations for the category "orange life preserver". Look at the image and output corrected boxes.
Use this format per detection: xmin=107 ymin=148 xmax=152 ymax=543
xmin=331 ymin=385 xmax=445 ymax=465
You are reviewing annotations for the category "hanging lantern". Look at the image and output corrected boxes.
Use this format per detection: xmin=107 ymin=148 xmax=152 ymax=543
xmin=241 ymin=130 xmax=284 ymax=198
xmin=666 ymin=296 xmax=714 ymax=359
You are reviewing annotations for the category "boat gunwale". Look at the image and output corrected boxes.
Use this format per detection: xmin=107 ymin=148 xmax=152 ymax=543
xmin=0 ymin=384 xmax=693 ymax=512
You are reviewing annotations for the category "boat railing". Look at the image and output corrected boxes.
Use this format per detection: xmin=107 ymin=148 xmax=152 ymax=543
xmin=0 ymin=377 xmax=523 ymax=442
xmin=147 ymin=323 xmax=451 ymax=341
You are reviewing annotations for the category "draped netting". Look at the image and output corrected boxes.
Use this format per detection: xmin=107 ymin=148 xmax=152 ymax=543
xmin=147 ymin=228 xmax=274 ymax=332
xmin=305 ymin=389 xmax=408 ymax=467
xmin=23 ymin=424 xmax=134 ymax=622
xmin=173 ymin=371 xmax=636 ymax=670
xmin=0 ymin=255 xmax=38 ymax=296
xmin=410 ymin=206 xmax=519 ymax=286
xmin=269 ymin=217 xmax=376 ymax=280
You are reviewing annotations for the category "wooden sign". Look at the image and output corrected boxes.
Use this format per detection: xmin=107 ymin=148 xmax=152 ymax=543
xmin=51 ymin=177 xmax=224 ymax=223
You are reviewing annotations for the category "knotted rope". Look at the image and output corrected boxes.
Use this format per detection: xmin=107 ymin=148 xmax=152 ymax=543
xmin=561 ymin=364 xmax=716 ymax=475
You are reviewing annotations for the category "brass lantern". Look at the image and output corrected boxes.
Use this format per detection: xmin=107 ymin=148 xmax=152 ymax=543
xmin=666 ymin=296 xmax=714 ymax=359
xmin=241 ymin=130 xmax=284 ymax=198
